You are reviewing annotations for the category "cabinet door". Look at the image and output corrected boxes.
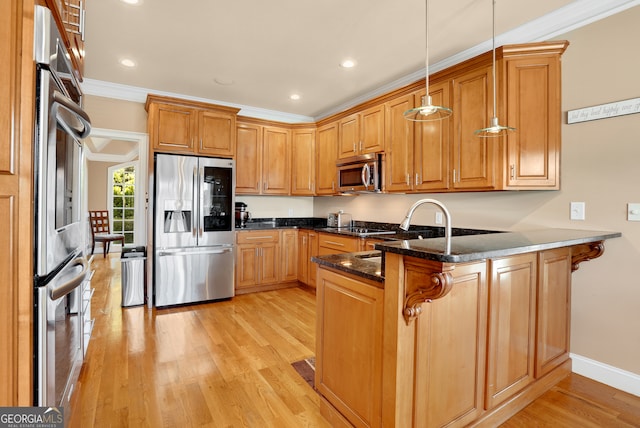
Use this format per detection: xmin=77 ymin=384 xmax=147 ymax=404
xmin=280 ymin=230 xmax=298 ymax=282
xmin=360 ymin=104 xmax=385 ymax=154
xmin=297 ymin=231 xmax=309 ymax=284
xmin=150 ymin=103 xmax=196 ymax=153
xmin=198 ymin=110 xmax=236 ymax=157
xmin=316 ymin=268 xmax=384 ymax=428
xmin=504 ymin=56 xmax=560 ymax=189
xmin=316 ymin=122 xmax=338 ymax=195
xmin=258 ymin=243 xmax=280 ymax=285
xmin=411 ymin=261 xmax=488 ymax=427
xmin=236 ymin=245 xmax=259 ymax=289
xmin=338 ymin=113 xmax=359 ymax=159
xmin=291 ymin=128 xmax=316 ymax=195
xmin=308 ymin=231 xmax=318 ymax=288
xmin=262 ymin=126 xmax=291 ymax=195
xmin=414 ymin=82 xmax=451 ymax=191
xmin=452 ymin=66 xmax=496 ymax=190
xmin=486 ymin=254 xmax=537 ymax=409
xmin=236 ymin=123 xmax=262 ymax=194
xmin=536 ymin=248 xmax=571 ymax=377
xmin=384 ymin=94 xmax=414 ymax=192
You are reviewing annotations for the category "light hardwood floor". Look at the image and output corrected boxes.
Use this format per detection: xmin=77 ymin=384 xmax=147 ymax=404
xmin=70 ymin=254 xmax=640 ymax=427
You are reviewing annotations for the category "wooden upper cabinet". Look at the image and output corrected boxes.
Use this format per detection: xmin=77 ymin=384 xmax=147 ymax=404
xmin=146 ymin=95 xmax=239 ymax=157
xmin=338 ymin=104 xmax=385 ymax=159
xmin=502 ymin=46 xmax=565 ymax=189
xmin=236 ymin=122 xmax=262 ymax=194
xmin=198 ymin=109 xmax=236 ymax=157
xmin=384 ymin=94 xmax=414 ymax=192
xmin=452 ymin=65 xmax=496 ymax=190
xmin=316 ymin=121 xmax=339 ymax=195
xmin=235 ymin=121 xmax=291 ymax=195
xmin=291 ymin=128 xmax=316 ymax=196
xmin=414 ymin=81 xmax=451 ymax=192
xmin=262 ymin=126 xmax=291 ymax=195
xmin=150 ymin=102 xmax=196 ymax=152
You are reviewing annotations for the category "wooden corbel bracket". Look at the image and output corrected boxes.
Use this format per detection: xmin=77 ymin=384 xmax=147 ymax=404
xmin=571 ymin=241 xmax=605 ymax=272
xmin=403 ymin=271 xmax=454 ymax=324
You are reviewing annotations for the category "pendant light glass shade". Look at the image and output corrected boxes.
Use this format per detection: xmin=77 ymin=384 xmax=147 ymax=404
xmin=475 ymin=0 xmax=515 ymax=137
xmin=404 ymin=0 xmax=452 ymax=122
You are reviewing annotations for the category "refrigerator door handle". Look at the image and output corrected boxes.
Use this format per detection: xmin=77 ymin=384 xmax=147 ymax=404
xmin=192 ymin=166 xmax=198 ymax=237
xmin=158 ymin=247 xmax=234 ymax=257
xmin=199 ymin=166 xmax=204 ymax=237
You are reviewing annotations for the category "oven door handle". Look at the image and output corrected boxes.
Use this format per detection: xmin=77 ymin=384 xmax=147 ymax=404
xmin=50 ymin=257 xmax=88 ymax=301
xmin=52 ymin=90 xmax=92 ymax=139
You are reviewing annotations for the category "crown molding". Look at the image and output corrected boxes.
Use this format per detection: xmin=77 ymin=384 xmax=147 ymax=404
xmin=81 ymin=0 xmax=640 ymax=123
xmin=81 ymin=79 xmax=315 ymax=124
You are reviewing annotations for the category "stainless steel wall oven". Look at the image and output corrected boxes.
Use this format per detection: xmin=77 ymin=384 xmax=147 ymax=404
xmin=33 ymin=5 xmax=91 ymax=410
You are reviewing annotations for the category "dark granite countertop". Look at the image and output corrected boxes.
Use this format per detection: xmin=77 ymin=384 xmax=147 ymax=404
xmin=311 ymin=251 xmax=385 ymax=284
xmin=375 ymin=228 xmax=621 ymax=263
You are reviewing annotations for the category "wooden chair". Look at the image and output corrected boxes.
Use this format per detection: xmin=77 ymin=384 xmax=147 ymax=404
xmin=89 ymin=210 xmax=125 ymax=257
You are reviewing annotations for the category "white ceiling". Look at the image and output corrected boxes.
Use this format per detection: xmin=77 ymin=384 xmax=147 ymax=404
xmin=82 ymin=0 xmax=639 ymax=122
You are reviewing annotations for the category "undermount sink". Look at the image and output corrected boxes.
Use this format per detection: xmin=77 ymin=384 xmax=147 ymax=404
xmin=355 ymin=253 xmax=383 ymax=264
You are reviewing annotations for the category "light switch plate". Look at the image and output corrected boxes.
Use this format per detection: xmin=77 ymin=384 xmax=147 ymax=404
xmin=570 ymin=202 xmax=585 ymax=220
xmin=628 ymin=203 xmax=640 ymax=221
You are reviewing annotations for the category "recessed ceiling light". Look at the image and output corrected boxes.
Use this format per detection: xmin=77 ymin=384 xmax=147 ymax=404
xmin=290 ymin=94 xmax=301 ymax=101
xmin=119 ymin=58 xmax=136 ymax=68
xmin=121 ymin=0 xmax=142 ymax=5
xmin=340 ymin=59 xmax=357 ymax=69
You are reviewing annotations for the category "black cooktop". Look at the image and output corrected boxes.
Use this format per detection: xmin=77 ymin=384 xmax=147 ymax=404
xmin=321 ymin=227 xmax=396 ymax=238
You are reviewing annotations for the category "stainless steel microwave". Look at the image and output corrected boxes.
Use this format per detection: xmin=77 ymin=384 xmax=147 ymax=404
xmin=336 ymin=153 xmax=383 ymax=193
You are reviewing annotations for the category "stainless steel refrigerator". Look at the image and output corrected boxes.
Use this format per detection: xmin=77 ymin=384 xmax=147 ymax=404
xmin=154 ymin=153 xmax=235 ymax=307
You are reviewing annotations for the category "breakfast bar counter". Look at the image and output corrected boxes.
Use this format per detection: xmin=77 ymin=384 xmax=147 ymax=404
xmin=313 ymin=228 xmax=620 ymax=427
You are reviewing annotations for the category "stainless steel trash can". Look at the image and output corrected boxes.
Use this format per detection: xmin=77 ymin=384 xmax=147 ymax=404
xmin=121 ymin=246 xmax=146 ymax=307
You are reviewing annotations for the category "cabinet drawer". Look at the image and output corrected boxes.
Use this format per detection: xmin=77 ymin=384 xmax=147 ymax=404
xmin=318 ymin=233 xmax=359 ymax=253
xmin=236 ymin=230 xmax=280 ymax=244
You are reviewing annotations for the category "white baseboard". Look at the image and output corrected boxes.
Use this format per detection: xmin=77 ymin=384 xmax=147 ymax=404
xmin=571 ymin=353 xmax=640 ymax=397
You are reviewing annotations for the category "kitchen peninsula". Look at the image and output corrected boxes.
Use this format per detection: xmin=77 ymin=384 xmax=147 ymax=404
xmin=313 ymin=229 xmax=620 ymax=427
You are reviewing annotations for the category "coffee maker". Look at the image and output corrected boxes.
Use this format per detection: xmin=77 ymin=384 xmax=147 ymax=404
xmin=235 ymin=202 xmax=251 ymax=228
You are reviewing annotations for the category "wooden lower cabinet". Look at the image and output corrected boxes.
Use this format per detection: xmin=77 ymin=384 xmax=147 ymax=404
xmin=536 ymin=247 xmax=572 ymax=376
xmin=318 ymin=233 xmax=359 ymax=255
xmin=308 ymin=231 xmax=319 ymax=288
xmin=316 ymin=268 xmax=384 ymax=428
xmin=297 ymin=230 xmax=310 ymax=284
xmin=280 ymin=229 xmax=298 ymax=282
xmin=316 ymin=246 xmax=583 ymax=427
xmin=235 ymin=229 xmax=299 ymax=294
xmin=486 ymin=253 xmax=537 ymax=409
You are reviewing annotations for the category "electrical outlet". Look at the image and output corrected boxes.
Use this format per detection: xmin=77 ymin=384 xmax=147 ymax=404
xmin=570 ymin=202 xmax=585 ymax=220
xmin=288 ymin=208 xmax=294 ymax=216
xmin=435 ymin=212 xmax=443 ymax=225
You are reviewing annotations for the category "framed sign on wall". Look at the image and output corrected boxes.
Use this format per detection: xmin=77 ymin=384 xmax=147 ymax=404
xmin=567 ymin=97 xmax=640 ymax=124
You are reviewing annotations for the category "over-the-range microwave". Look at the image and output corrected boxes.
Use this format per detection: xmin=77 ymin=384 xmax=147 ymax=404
xmin=336 ymin=153 xmax=383 ymax=193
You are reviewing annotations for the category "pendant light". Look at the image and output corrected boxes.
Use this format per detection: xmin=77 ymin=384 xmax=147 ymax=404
xmin=404 ymin=0 xmax=452 ymax=121
xmin=474 ymin=0 xmax=515 ymax=137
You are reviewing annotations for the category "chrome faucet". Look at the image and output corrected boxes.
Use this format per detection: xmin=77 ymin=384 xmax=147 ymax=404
xmin=399 ymin=198 xmax=452 ymax=254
